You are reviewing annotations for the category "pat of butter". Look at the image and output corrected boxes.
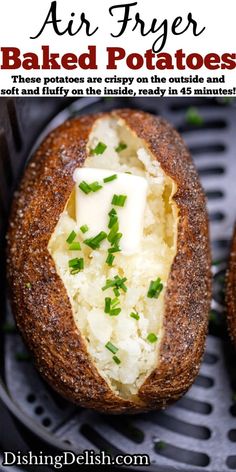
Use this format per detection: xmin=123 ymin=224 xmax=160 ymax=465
xmin=73 ymin=168 xmax=148 ymax=255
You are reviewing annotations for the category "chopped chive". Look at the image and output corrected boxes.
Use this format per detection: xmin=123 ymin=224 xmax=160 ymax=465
xmin=109 ymin=208 xmax=117 ymax=217
xmin=70 ymin=269 xmax=79 ymax=275
xmin=108 ymin=208 xmax=118 ymax=229
xmin=78 ymin=259 xmax=84 ymax=270
xmin=212 ymin=259 xmax=222 ymax=266
xmin=113 ymin=288 xmax=120 ymax=297
xmin=130 ymin=312 xmax=140 ymax=320
xmin=156 ymin=441 xmax=166 ymax=450
xmin=125 ymin=171 xmax=132 ymax=175
xmin=111 ymin=297 xmax=120 ymax=307
xmin=102 ymin=275 xmax=127 ymax=293
xmin=66 ymin=230 xmax=77 ymax=244
xmin=84 ymin=231 xmax=107 ymax=250
xmin=147 ymin=277 xmax=163 ymax=299
xmin=79 ymin=181 xmax=91 ymax=194
xmin=103 ymin=174 xmax=118 ymax=183
xmin=102 ymin=279 xmax=114 ymax=291
xmin=79 ymin=180 xmax=103 ymax=194
xmin=109 ymin=308 xmax=121 ymax=317
xmin=108 ymin=221 xmax=119 ymax=243
xmin=115 ymin=142 xmax=127 ymax=153
xmin=91 ymin=142 xmax=107 ymax=155
xmin=80 ymin=225 xmax=89 ymax=234
xmin=26 ymin=282 xmax=32 ymax=289
xmin=105 ymin=296 xmax=120 ymax=316
xmin=147 ymin=333 xmax=158 ymax=343
xmin=113 ymin=355 xmax=121 ymax=364
xmin=89 ymin=181 xmax=103 ymax=192
xmin=108 ymin=246 xmax=121 ymax=254
xmin=112 ymin=194 xmax=119 ymax=205
xmin=105 ymin=341 xmax=118 ymax=354
xmin=68 ymin=257 xmax=84 ymax=274
xmin=69 ymin=258 xmax=80 ymax=268
xmin=106 ymin=254 xmax=115 ymax=266
xmin=69 ymin=242 xmax=81 ymax=251
xmin=209 ymin=310 xmax=218 ymax=324
xmin=185 ymin=107 xmax=204 ymax=126
xmin=120 ymin=284 xmax=127 ymax=293
xmin=105 ymin=297 xmax=111 ymax=314
xmin=111 ymin=194 xmax=127 ymax=207
xmin=111 ymin=233 xmax=122 ymax=246
xmin=108 ymin=214 xmax=118 ymax=229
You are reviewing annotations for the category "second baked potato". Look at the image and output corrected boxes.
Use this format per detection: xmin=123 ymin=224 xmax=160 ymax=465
xmin=226 ymin=226 xmax=236 ymax=346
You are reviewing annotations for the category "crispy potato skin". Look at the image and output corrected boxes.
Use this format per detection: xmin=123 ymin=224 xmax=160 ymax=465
xmin=7 ymin=109 xmax=211 ymax=414
xmin=226 ymin=226 xmax=236 ymax=346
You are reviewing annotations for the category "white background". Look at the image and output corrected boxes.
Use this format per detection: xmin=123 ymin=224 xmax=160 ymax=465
xmin=0 ymin=0 xmax=235 ymax=96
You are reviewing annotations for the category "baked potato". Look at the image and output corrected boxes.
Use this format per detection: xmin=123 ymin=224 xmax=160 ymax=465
xmin=226 ymin=226 xmax=236 ymax=346
xmin=7 ymin=109 xmax=211 ymax=414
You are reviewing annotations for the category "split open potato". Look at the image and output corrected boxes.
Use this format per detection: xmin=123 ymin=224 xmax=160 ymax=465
xmin=7 ymin=109 xmax=211 ymax=413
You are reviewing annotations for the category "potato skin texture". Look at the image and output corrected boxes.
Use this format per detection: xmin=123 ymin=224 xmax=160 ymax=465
xmin=226 ymin=226 xmax=236 ymax=346
xmin=7 ymin=109 xmax=211 ymax=414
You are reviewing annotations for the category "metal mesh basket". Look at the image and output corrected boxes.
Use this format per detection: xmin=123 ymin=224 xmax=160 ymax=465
xmin=1 ymin=97 xmax=236 ymax=472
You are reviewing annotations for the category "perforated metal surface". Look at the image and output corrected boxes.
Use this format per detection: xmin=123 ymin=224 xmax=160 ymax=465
xmin=2 ymin=98 xmax=236 ymax=471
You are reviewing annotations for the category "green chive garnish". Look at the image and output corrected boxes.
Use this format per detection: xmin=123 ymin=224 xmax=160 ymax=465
xmin=108 ymin=208 xmax=118 ymax=229
xmin=69 ymin=242 xmax=81 ymax=251
xmin=89 ymin=181 xmax=103 ymax=192
xmin=111 ymin=297 xmax=120 ymax=307
xmin=105 ymin=297 xmax=120 ymax=315
xmin=66 ymin=230 xmax=77 ymax=244
xmin=113 ymin=355 xmax=121 ymax=364
xmin=105 ymin=341 xmax=118 ymax=354
xmin=185 ymin=107 xmax=204 ymax=126
xmin=105 ymin=297 xmax=111 ymax=314
xmin=111 ymin=194 xmax=127 ymax=207
xmin=113 ymin=288 xmax=120 ymax=297
xmin=111 ymin=233 xmax=122 ymax=247
xmin=109 ymin=308 xmax=121 ymax=317
xmin=108 ymin=246 xmax=121 ymax=254
xmin=103 ymin=174 xmax=117 ymax=183
xmin=69 ymin=258 xmax=80 ymax=268
xmin=156 ymin=441 xmax=166 ymax=450
xmin=91 ymin=142 xmax=107 ymax=155
xmin=79 ymin=181 xmax=103 ymax=194
xmin=108 ymin=221 xmax=119 ymax=243
xmin=115 ymin=142 xmax=127 ymax=153
xmin=26 ymin=282 xmax=32 ymax=289
xmin=147 ymin=333 xmax=158 ymax=343
xmin=79 ymin=181 xmax=91 ymax=194
xmin=106 ymin=254 xmax=115 ymax=266
xmin=109 ymin=208 xmax=117 ymax=216
xmin=102 ymin=275 xmax=127 ymax=293
xmin=147 ymin=277 xmax=163 ymax=299
xmin=108 ymin=215 xmax=118 ymax=229
xmin=130 ymin=312 xmax=140 ymax=320
xmin=68 ymin=257 xmax=84 ymax=274
xmin=80 ymin=225 xmax=89 ymax=234
xmin=84 ymin=231 xmax=107 ymax=250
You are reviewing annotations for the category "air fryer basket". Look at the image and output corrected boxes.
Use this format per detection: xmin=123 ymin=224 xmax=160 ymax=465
xmin=1 ymin=97 xmax=236 ymax=472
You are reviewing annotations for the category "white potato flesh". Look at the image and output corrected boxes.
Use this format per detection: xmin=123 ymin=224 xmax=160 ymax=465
xmin=48 ymin=117 xmax=178 ymax=398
